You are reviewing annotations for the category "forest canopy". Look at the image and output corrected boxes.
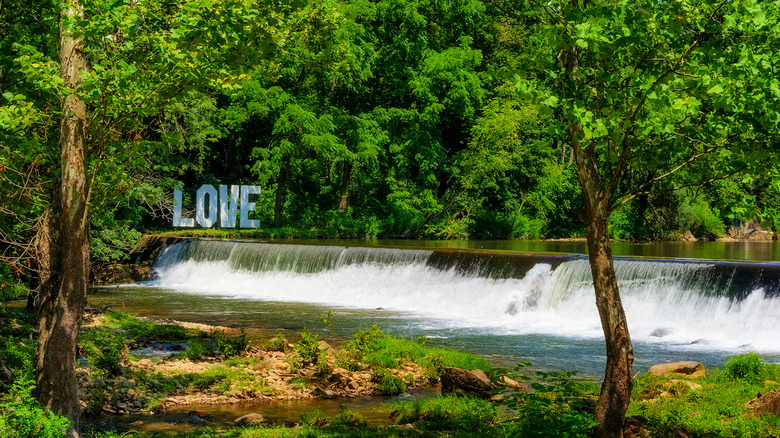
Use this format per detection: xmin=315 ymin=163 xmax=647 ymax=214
xmin=1 ymin=0 xmax=779 ymax=282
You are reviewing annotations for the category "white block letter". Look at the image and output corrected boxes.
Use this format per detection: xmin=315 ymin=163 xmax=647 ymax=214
xmin=240 ymin=185 xmax=261 ymax=228
xmin=219 ymin=185 xmax=240 ymax=228
xmin=173 ymin=187 xmax=195 ymax=227
xmin=196 ymin=185 xmax=218 ymax=228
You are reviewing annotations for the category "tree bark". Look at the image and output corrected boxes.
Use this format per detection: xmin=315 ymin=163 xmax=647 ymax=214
xmin=338 ymin=161 xmax=352 ymax=211
xmin=569 ymin=122 xmax=634 ymax=438
xmin=34 ymin=2 xmax=89 ymax=436
xmin=274 ymin=163 xmax=288 ymax=228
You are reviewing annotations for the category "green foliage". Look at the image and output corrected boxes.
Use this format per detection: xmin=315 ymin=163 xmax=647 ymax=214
xmin=344 ymin=325 xmax=491 ymax=378
xmin=498 ymin=363 xmax=597 ymax=438
xmin=178 ymin=339 xmax=216 ymax=361
xmin=300 ymin=408 xmax=330 ymax=427
xmin=724 ymin=352 xmax=766 ymax=384
xmin=287 ymin=329 xmax=322 ymax=372
xmin=0 ymin=264 xmax=28 ymax=302
xmin=320 ymin=310 xmax=336 ymax=338
xmin=389 ymin=395 xmax=499 ymax=431
xmin=0 ymin=377 xmax=72 ymax=438
xmin=372 ymin=367 xmax=407 ymax=396
xmin=79 ymin=327 xmax=127 ymax=377
xmin=212 ymin=329 xmax=251 ymax=358
xmin=330 ymin=406 xmax=368 ymax=429
xmin=262 ymin=333 xmax=288 ymax=352
xmin=90 ymin=223 xmax=143 ymax=265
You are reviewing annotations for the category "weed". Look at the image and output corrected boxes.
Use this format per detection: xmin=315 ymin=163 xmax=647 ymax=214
xmin=320 ymin=310 xmax=336 ymax=338
xmin=300 ymin=408 xmax=329 ymax=427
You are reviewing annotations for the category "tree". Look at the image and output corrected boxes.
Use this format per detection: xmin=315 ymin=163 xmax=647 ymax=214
xmin=511 ymin=1 xmax=780 ymax=436
xmin=2 ymin=0 xmax=273 ymax=434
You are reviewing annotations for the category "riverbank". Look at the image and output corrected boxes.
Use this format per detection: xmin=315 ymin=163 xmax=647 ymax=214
xmin=3 ymin=307 xmax=780 ymax=437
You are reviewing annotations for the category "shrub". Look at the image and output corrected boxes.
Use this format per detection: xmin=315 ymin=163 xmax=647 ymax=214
xmin=373 ymin=367 xmax=406 ymax=396
xmin=287 ymin=329 xmax=321 ymax=372
xmin=213 ymin=329 xmax=250 ymax=357
xmin=0 ymin=377 xmax=72 ymax=438
xmin=725 ymin=352 xmax=765 ymax=383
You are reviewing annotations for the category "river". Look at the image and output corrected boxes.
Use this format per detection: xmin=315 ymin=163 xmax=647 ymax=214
xmin=87 ymin=238 xmax=780 ymax=379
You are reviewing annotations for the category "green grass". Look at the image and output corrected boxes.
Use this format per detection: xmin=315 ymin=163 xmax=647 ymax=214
xmin=344 ymin=325 xmax=493 ymax=380
xmin=388 ymin=395 xmax=500 ymax=431
xmin=628 ymin=353 xmax=780 ymax=438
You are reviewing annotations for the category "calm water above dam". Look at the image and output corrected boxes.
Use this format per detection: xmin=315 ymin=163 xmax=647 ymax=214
xmin=93 ymin=238 xmax=780 ymax=378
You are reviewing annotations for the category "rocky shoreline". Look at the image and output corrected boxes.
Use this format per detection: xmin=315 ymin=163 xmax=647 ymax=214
xmin=76 ymin=314 xmax=507 ymax=420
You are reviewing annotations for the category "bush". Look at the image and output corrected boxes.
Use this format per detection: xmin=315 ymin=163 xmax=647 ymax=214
xmin=725 ymin=352 xmax=765 ymax=383
xmin=178 ymin=339 xmax=215 ymax=360
xmin=499 ymin=363 xmax=597 ymax=438
xmin=213 ymin=329 xmax=250 ymax=357
xmin=0 ymin=377 xmax=72 ymax=438
xmin=287 ymin=329 xmax=321 ymax=372
xmin=373 ymin=368 xmax=406 ymax=396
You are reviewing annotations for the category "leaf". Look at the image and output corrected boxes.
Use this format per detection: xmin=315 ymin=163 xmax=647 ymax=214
xmin=707 ymin=84 xmax=724 ymax=95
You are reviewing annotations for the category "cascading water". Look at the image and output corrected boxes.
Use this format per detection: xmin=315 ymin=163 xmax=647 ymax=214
xmin=149 ymin=239 xmax=780 ymax=357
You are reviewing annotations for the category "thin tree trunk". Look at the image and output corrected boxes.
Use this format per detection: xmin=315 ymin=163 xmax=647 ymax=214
xmin=34 ymin=2 xmax=90 ymax=436
xmin=338 ymin=161 xmax=352 ymax=211
xmin=274 ymin=163 xmax=288 ymax=228
xmin=569 ymin=121 xmax=633 ymax=438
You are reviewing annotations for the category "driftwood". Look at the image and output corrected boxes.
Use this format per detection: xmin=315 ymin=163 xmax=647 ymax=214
xmin=85 ymin=297 xmax=133 ymax=314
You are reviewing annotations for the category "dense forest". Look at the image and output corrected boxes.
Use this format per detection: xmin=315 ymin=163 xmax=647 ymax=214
xmin=4 ymin=1 xmax=779 ymax=286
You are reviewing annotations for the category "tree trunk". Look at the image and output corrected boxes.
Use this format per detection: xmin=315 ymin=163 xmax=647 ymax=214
xmin=338 ymin=161 xmax=352 ymax=211
xmin=274 ymin=163 xmax=288 ymax=228
xmin=34 ymin=2 xmax=90 ymax=436
xmin=570 ymin=122 xmax=634 ymax=438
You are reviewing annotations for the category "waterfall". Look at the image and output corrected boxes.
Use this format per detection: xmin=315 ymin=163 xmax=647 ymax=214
xmin=151 ymin=239 xmax=780 ymax=353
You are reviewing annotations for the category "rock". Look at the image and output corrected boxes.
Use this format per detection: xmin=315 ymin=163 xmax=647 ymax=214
xmin=440 ymin=367 xmax=495 ymax=398
xmin=489 ymin=394 xmax=506 ymax=403
xmin=234 ymin=413 xmax=265 ymax=426
xmin=318 ymin=341 xmax=333 ymax=351
xmin=646 ymin=361 xmax=706 ymax=379
xmin=746 ymin=388 xmax=780 ymax=416
xmin=663 ymin=379 xmax=702 ymax=395
xmin=347 ymin=380 xmax=360 ymax=390
xmin=650 ymin=328 xmax=672 ymax=338
xmin=497 ymin=376 xmax=522 ymax=388
xmin=225 ymin=389 xmax=243 ymax=398
xmin=188 ymin=410 xmax=212 ymax=420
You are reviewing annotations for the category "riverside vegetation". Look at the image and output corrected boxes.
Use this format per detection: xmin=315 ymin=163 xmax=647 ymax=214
xmin=1 ymin=306 xmax=780 ymax=437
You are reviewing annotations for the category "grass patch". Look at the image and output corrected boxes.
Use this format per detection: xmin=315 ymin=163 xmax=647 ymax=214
xmin=628 ymin=353 xmax=780 ymax=438
xmin=344 ymin=325 xmax=492 ymax=380
xmin=389 ymin=395 xmax=500 ymax=431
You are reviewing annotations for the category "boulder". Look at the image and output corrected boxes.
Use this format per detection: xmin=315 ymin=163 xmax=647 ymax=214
xmin=746 ymin=388 xmax=780 ymax=416
xmin=234 ymin=413 xmax=265 ymax=426
xmin=646 ymin=361 xmax=706 ymax=379
xmin=440 ymin=367 xmax=494 ymax=398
